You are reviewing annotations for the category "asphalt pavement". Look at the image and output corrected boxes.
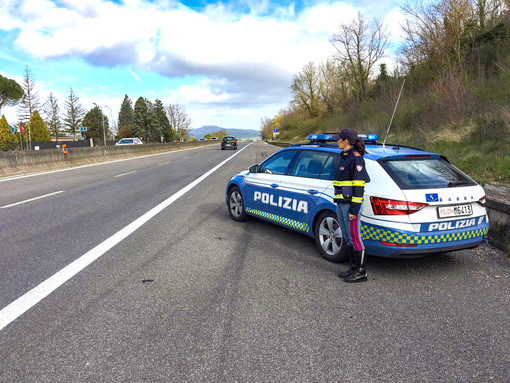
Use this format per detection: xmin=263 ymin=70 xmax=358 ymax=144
xmin=0 ymin=141 xmax=508 ymax=382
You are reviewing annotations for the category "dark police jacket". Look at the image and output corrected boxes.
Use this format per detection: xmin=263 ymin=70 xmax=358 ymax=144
xmin=333 ymin=147 xmax=370 ymax=215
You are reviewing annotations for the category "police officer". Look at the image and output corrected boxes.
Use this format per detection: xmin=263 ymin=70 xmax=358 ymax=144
xmin=333 ymin=129 xmax=370 ymax=283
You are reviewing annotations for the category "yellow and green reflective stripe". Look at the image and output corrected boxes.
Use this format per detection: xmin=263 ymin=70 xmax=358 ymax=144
xmin=333 ymin=180 xmax=353 ymax=186
xmin=334 ymin=194 xmax=344 ymax=199
xmin=352 ymin=196 xmax=363 ymax=203
xmin=352 ymin=180 xmax=365 ymax=186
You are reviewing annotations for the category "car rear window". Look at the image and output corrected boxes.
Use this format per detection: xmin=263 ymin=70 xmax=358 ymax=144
xmin=119 ymin=139 xmax=133 ymax=144
xmin=223 ymin=137 xmax=234 ymax=141
xmin=381 ymin=158 xmax=476 ymax=189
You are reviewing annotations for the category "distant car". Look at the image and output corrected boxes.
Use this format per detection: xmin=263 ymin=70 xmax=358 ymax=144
xmin=211 ymin=137 xmax=218 ymax=141
xmin=221 ymin=136 xmax=237 ymax=150
xmin=115 ymin=138 xmax=143 ymax=146
xmin=199 ymin=138 xmax=207 ymax=142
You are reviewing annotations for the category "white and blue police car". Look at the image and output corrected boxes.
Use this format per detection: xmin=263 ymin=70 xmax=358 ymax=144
xmin=225 ymin=134 xmax=489 ymax=262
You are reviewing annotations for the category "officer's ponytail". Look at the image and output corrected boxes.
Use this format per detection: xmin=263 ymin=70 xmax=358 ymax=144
xmin=353 ymin=138 xmax=366 ymax=156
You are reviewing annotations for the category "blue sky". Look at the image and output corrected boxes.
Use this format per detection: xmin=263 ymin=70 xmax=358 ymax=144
xmin=0 ymin=0 xmax=406 ymax=131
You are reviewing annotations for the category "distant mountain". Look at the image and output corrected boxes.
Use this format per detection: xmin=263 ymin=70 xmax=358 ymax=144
xmin=189 ymin=125 xmax=261 ymax=139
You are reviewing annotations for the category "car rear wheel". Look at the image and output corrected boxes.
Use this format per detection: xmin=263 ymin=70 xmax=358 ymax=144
xmin=314 ymin=210 xmax=346 ymax=262
xmin=228 ymin=186 xmax=248 ymax=222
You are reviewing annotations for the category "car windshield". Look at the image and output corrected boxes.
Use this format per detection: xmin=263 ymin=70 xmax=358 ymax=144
xmin=119 ymin=139 xmax=133 ymax=144
xmin=382 ymin=157 xmax=476 ymax=189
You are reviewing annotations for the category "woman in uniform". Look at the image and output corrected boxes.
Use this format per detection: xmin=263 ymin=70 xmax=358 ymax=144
xmin=333 ymin=129 xmax=370 ymax=283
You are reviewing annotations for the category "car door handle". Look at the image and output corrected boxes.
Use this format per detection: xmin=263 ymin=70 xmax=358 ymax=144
xmin=307 ymin=189 xmax=319 ymax=194
xmin=271 ymin=184 xmax=279 ymax=188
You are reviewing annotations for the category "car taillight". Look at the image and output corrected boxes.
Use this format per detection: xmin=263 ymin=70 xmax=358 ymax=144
xmin=479 ymin=195 xmax=486 ymax=206
xmin=370 ymin=196 xmax=428 ymax=215
xmin=222 ymin=141 xmax=224 ymax=143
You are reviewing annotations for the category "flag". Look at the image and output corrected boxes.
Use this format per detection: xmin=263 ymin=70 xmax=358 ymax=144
xmin=12 ymin=125 xmax=19 ymax=133
xmin=19 ymin=123 xmax=24 ymax=134
xmin=10 ymin=125 xmax=15 ymax=133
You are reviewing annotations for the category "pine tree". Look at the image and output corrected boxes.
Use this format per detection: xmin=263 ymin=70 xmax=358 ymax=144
xmin=29 ymin=110 xmax=51 ymax=141
xmin=132 ymin=97 xmax=150 ymax=140
xmin=0 ymin=115 xmax=18 ymax=150
xmin=63 ymin=88 xmax=85 ymax=141
xmin=43 ymin=92 xmax=62 ymax=140
xmin=118 ymin=95 xmax=133 ymax=136
xmin=82 ymin=106 xmax=109 ymax=143
xmin=17 ymin=66 xmax=40 ymax=125
xmin=146 ymin=98 xmax=161 ymax=142
xmin=154 ymin=99 xmax=172 ymax=142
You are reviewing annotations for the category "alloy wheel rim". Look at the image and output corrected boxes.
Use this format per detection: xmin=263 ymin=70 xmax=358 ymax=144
xmin=229 ymin=191 xmax=243 ymax=217
xmin=318 ymin=216 xmax=342 ymax=255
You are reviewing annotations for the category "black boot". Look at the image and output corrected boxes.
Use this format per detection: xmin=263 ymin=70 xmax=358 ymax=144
xmin=344 ymin=250 xmax=367 ymax=283
xmin=337 ymin=246 xmax=355 ymax=278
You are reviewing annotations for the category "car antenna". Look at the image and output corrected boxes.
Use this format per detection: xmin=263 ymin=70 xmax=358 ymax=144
xmin=383 ymin=78 xmax=405 ymax=149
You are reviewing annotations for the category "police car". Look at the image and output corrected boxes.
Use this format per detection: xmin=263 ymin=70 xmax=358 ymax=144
xmin=225 ymin=134 xmax=488 ymax=262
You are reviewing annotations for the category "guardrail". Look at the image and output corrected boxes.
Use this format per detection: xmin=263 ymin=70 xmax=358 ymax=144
xmin=266 ymin=141 xmax=510 ymax=255
xmin=0 ymin=141 xmax=213 ymax=179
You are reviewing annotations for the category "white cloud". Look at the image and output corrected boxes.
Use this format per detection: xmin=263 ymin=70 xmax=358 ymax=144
xmin=1 ymin=1 xmax=405 ymax=130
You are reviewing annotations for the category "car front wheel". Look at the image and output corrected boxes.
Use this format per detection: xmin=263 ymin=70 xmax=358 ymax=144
xmin=228 ymin=186 xmax=248 ymax=222
xmin=314 ymin=210 xmax=346 ymax=262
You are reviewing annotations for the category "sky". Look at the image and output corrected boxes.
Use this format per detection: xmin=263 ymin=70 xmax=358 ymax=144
xmin=0 ymin=0 xmax=407 ymax=132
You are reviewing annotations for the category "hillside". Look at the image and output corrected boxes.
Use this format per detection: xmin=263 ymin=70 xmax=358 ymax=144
xmin=189 ymin=125 xmax=261 ymax=139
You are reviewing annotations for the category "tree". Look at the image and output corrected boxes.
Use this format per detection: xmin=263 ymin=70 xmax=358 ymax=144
xmin=0 ymin=115 xmax=18 ymax=150
xmin=17 ymin=66 xmax=40 ymax=125
xmin=118 ymin=124 xmax=132 ymax=139
xmin=145 ymin=99 xmax=162 ymax=142
xmin=167 ymin=103 xmax=191 ymax=139
xmin=330 ymin=12 xmax=389 ymax=99
xmin=28 ymin=110 xmax=51 ymax=141
xmin=63 ymin=88 xmax=86 ymax=141
xmin=118 ymin=95 xmax=133 ymax=138
xmin=43 ymin=92 xmax=63 ymax=140
xmin=0 ymin=74 xmax=24 ymax=115
xmin=291 ymin=62 xmax=323 ymax=118
xmin=212 ymin=128 xmax=228 ymax=138
xmin=153 ymin=99 xmax=173 ymax=142
xmin=82 ymin=106 xmax=109 ymax=142
xmin=132 ymin=97 xmax=150 ymax=140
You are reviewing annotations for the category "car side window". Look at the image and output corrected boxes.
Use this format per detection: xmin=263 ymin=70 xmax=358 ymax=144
xmin=259 ymin=150 xmax=297 ymax=175
xmin=290 ymin=151 xmax=331 ymax=179
xmin=319 ymin=154 xmax=337 ymax=180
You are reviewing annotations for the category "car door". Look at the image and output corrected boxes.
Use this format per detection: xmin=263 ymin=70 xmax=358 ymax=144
xmin=278 ymin=150 xmax=335 ymax=233
xmin=243 ymin=149 xmax=298 ymax=215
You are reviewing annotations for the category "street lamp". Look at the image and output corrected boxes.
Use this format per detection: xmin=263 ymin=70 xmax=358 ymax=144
xmin=104 ymin=105 xmax=114 ymax=141
xmin=93 ymin=103 xmax=106 ymax=146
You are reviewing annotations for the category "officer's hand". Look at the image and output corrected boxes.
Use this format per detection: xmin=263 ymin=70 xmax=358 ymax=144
xmin=349 ymin=214 xmax=356 ymax=221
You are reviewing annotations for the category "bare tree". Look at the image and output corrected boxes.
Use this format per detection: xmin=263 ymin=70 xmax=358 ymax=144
xmin=291 ymin=62 xmax=323 ymax=118
xmin=43 ymin=92 xmax=62 ymax=140
xmin=63 ymin=88 xmax=85 ymax=141
xmin=166 ymin=103 xmax=191 ymax=139
xmin=330 ymin=12 xmax=389 ymax=99
xmin=17 ymin=66 xmax=40 ymax=125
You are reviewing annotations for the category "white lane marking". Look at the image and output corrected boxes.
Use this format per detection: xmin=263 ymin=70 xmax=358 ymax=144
xmin=0 ymin=143 xmax=252 ymax=331
xmin=158 ymin=161 xmax=171 ymax=166
xmin=114 ymin=170 xmax=136 ymax=178
xmin=1 ymin=191 xmax=65 ymax=209
xmin=0 ymin=143 xmax=218 ymax=183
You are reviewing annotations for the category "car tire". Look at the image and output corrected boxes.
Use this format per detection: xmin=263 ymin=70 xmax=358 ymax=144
xmin=228 ymin=186 xmax=248 ymax=222
xmin=314 ymin=210 xmax=346 ymax=263
xmin=221 ymin=147 xmax=225 ymax=150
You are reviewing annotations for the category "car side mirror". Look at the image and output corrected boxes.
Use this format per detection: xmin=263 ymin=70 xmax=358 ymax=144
xmin=249 ymin=164 xmax=259 ymax=173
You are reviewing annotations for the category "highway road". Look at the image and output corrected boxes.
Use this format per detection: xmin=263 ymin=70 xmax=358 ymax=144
xmin=0 ymin=141 xmax=508 ymax=382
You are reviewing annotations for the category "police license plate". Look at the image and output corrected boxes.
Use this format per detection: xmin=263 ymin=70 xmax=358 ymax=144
xmin=437 ymin=204 xmax=473 ymax=218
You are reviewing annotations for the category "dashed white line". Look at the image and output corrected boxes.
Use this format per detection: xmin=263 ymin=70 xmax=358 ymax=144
xmin=1 ymin=191 xmax=65 ymax=209
xmin=0 ymin=143 xmax=252 ymax=331
xmin=158 ymin=161 xmax=171 ymax=166
xmin=114 ymin=170 xmax=136 ymax=178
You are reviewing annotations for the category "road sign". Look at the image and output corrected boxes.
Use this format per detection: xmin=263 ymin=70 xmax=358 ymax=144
xmin=80 ymin=126 xmax=87 ymax=132
xmin=273 ymin=128 xmax=278 ymax=132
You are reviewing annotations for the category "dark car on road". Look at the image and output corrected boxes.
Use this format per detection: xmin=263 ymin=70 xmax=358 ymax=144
xmin=221 ymin=136 xmax=237 ymax=150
